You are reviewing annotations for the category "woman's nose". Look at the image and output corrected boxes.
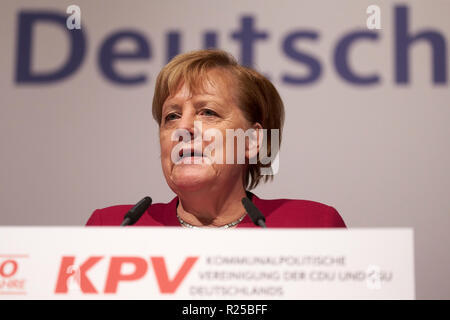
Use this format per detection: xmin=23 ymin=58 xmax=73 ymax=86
xmin=177 ymin=112 xmax=196 ymax=141
xmin=178 ymin=111 xmax=194 ymax=129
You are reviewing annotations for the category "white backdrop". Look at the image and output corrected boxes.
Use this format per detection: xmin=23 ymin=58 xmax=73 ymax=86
xmin=0 ymin=0 xmax=449 ymax=299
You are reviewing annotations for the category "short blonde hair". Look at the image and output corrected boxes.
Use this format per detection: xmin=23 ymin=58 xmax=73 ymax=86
xmin=152 ymin=49 xmax=285 ymax=190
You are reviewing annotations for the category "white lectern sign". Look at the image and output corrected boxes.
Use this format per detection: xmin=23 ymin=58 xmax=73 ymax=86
xmin=0 ymin=227 xmax=414 ymax=299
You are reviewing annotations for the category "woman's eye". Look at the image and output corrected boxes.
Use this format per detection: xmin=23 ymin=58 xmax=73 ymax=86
xmin=164 ymin=113 xmax=179 ymax=122
xmin=200 ymin=109 xmax=218 ymax=117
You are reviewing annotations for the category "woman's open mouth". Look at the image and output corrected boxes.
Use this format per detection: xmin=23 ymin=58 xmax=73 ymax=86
xmin=175 ymin=146 xmax=211 ymax=165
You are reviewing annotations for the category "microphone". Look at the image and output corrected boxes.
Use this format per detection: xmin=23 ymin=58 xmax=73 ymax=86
xmin=241 ymin=197 xmax=266 ymax=228
xmin=120 ymin=196 xmax=152 ymax=226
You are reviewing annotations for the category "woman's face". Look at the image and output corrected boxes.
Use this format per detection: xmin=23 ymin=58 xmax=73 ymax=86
xmin=159 ymin=69 xmax=252 ymax=194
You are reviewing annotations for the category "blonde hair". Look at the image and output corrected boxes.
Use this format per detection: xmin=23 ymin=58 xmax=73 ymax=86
xmin=152 ymin=49 xmax=285 ymax=190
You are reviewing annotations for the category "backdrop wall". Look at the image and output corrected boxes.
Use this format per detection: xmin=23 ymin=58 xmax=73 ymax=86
xmin=1 ymin=0 xmax=449 ymax=299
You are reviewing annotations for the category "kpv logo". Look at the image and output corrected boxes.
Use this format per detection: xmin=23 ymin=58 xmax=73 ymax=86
xmin=55 ymin=256 xmax=199 ymax=294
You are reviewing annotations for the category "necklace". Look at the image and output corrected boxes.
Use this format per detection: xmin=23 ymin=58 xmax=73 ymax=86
xmin=177 ymin=213 xmax=246 ymax=229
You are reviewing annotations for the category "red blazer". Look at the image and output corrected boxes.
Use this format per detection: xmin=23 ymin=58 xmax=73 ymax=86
xmin=86 ymin=192 xmax=346 ymax=228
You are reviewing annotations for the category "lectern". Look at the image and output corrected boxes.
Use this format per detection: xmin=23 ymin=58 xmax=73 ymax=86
xmin=0 ymin=227 xmax=415 ymax=299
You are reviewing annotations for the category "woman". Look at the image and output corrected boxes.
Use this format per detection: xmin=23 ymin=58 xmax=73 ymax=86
xmin=86 ymin=49 xmax=346 ymax=228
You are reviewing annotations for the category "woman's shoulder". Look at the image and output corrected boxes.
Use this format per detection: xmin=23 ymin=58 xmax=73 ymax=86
xmin=85 ymin=194 xmax=346 ymax=228
xmin=251 ymin=194 xmax=346 ymax=228
xmin=85 ymin=198 xmax=177 ymax=226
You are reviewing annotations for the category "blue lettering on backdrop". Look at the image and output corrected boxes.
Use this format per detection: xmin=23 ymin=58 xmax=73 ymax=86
xmin=14 ymin=6 xmax=447 ymax=86
xmin=395 ymin=6 xmax=447 ymax=84
xmin=166 ymin=31 xmax=181 ymax=63
xmin=231 ymin=16 xmax=269 ymax=68
xmin=282 ymin=31 xmax=322 ymax=85
xmin=99 ymin=31 xmax=151 ymax=84
xmin=334 ymin=31 xmax=380 ymax=85
xmin=16 ymin=11 xmax=85 ymax=83
xmin=204 ymin=32 xmax=218 ymax=49
xmin=166 ymin=31 xmax=219 ymax=63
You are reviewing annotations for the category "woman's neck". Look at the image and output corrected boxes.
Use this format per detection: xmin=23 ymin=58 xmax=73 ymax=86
xmin=176 ymin=181 xmax=248 ymax=227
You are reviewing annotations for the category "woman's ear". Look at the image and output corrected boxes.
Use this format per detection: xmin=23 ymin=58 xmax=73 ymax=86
xmin=245 ymin=122 xmax=263 ymax=163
